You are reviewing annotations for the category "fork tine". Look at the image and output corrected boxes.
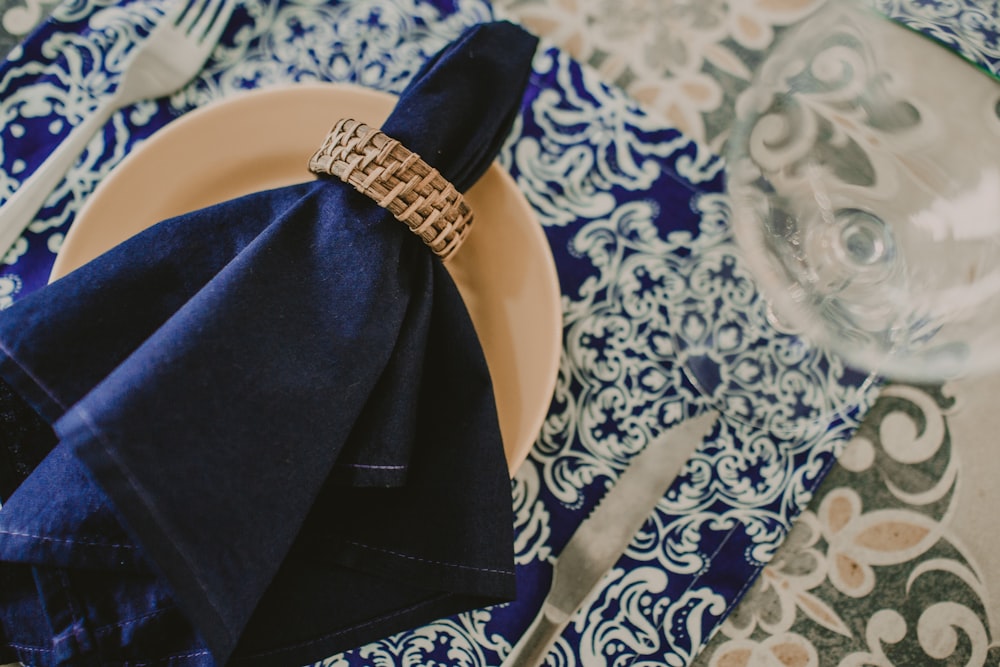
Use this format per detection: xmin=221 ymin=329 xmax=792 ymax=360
xmin=176 ymin=0 xmax=209 ymax=33
xmin=162 ymin=0 xmax=187 ymax=24
xmin=192 ymin=0 xmax=233 ymax=42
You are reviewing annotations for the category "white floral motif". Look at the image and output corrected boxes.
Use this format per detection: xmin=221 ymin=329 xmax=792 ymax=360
xmin=661 ymin=587 xmax=730 ymax=667
xmin=344 ymin=612 xmax=501 ymax=667
xmin=0 ymin=273 xmax=21 ymax=308
xmin=708 ymin=632 xmax=819 ymax=667
xmin=540 ymin=196 xmax=697 ymax=506
xmin=493 ymin=0 xmax=826 ymax=147
xmin=722 ymin=512 xmax=852 ymax=640
xmin=574 ymin=566 xmax=670 ymax=666
xmin=818 ymin=488 xmax=942 ymax=598
xmin=511 ymin=461 xmax=553 ymax=565
xmin=2 ymin=0 xmax=60 ymax=36
xmin=509 ymin=47 xmax=720 ymax=229
xmin=0 ymin=5 xmax=158 ymax=204
xmin=180 ymin=0 xmax=492 ymax=105
xmin=840 ymin=604 xmax=991 ymax=667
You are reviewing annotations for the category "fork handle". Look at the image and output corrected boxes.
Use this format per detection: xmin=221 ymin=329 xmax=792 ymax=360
xmin=0 ymin=99 xmax=115 ymax=257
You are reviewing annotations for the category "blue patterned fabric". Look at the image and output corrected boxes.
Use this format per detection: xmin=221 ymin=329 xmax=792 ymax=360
xmin=877 ymin=0 xmax=1000 ymax=79
xmin=0 ymin=0 xmax=879 ymax=665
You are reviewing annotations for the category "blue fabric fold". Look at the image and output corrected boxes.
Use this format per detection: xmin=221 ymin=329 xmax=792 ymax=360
xmin=0 ymin=20 xmax=538 ymax=666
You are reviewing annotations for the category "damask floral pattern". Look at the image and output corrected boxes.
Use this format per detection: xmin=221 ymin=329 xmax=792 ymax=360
xmin=492 ymin=0 xmax=825 ymax=150
xmin=694 ymin=382 xmax=1000 ymax=667
xmin=0 ymin=0 xmax=60 ymax=53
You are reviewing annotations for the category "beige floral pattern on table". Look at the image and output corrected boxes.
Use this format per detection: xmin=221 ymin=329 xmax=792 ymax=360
xmin=694 ymin=381 xmax=1000 ymax=667
xmin=0 ymin=0 xmax=59 ymax=54
xmin=491 ymin=0 xmax=825 ymax=150
xmin=818 ymin=488 xmax=942 ymax=599
xmin=721 ymin=513 xmax=850 ymax=642
xmin=710 ymin=633 xmax=818 ymax=667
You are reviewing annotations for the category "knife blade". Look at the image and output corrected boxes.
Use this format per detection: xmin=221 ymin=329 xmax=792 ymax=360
xmin=502 ymin=410 xmax=719 ymax=667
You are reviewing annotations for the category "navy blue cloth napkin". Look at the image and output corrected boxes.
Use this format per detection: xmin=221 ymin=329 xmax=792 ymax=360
xmin=0 ymin=20 xmax=538 ymax=667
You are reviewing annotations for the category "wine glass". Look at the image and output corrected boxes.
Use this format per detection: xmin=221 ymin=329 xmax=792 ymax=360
xmin=725 ymin=0 xmax=1000 ymax=384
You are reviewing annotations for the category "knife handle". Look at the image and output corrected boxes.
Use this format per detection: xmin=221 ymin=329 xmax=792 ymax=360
xmin=501 ymin=603 xmax=569 ymax=667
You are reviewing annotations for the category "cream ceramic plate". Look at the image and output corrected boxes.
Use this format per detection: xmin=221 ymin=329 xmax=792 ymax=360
xmin=52 ymin=83 xmax=561 ymax=475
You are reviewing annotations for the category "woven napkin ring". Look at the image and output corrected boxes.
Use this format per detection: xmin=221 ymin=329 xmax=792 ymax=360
xmin=308 ymin=118 xmax=473 ymax=261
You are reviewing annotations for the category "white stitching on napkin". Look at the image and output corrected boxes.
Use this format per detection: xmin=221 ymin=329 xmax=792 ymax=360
xmin=0 ymin=337 xmax=69 ymax=411
xmin=344 ymin=540 xmax=515 ymax=576
xmin=335 ymin=463 xmax=406 ymax=470
xmin=0 ymin=528 xmax=138 ymax=549
xmin=7 ymin=640 xmax=53 ymax=653
xmin=69 ymin=403 xmax=239 ymax=643
xmin=92 ymin=604 xmax=181 ymax=633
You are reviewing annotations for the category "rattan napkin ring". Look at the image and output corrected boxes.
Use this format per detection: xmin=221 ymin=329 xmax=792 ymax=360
xmin=308 ymin=118 xmax=473 ymax=261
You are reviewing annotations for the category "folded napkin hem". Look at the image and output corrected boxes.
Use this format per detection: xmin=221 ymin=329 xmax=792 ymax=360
xmin=55 ymin=405 xmax=242 ymax=662
xmin=55 ymin=396 xmax=518 ymax=666
xmin=0 ymin=344 xmax=68 ymax=424
xmin=332 ymin=538 xmax=516 ymax=600
xmin=0 ymin=529 xmax=139 ymax=571
xmin=329 ymin=461 xmax=409 ymax=487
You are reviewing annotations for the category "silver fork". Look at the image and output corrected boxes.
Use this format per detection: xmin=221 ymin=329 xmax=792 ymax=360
xmin=0 ymin=0 xmax=236 ymax=257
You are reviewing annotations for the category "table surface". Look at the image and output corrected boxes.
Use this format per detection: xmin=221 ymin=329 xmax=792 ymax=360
xmin=1 ymin=0 xmax=998 ymax=665
xmin=486 ymin=3 xmax=1000 ymax=665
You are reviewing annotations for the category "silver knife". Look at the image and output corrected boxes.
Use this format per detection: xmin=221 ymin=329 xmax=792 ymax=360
xmin=502 ymin=410 xmax=720 ymax=667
